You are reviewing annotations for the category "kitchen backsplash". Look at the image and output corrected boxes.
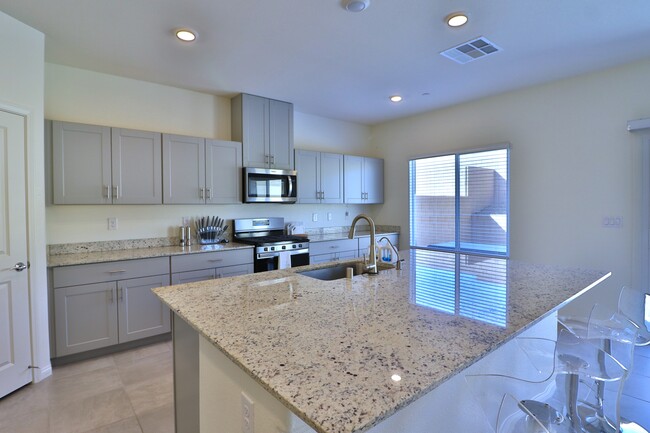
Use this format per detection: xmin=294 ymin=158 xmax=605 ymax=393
xmin=48 ymin=225 xmax=400 ymax=255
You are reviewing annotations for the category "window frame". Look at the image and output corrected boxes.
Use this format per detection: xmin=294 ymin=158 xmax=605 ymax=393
xmin=409 ymin=143 xmax=511 ymax=258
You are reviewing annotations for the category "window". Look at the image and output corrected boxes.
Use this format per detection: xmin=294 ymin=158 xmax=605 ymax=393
xmin=409 ymin=145 xmax=509 ymax=257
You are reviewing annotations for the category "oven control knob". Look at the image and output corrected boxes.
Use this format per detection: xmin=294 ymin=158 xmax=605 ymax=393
xmin=298 ymin=244 xmax=302 ymax=248
xmin=270 ymin=247 xmax=275 ymax=251
xmin=292 ymin=244 xmax=296 ymax=248
xmin=263 ymin=247 xmax=268 ymax=252
xmin=282 ymin=245 xmax=286 ymax=250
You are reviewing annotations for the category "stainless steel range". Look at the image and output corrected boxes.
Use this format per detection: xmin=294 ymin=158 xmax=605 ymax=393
xmin=233 ymin=217 xmax=309 ymax=273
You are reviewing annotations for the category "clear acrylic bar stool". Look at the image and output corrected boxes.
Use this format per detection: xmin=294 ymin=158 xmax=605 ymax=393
xmin=466 ymin=331 xmax=626 ymax=433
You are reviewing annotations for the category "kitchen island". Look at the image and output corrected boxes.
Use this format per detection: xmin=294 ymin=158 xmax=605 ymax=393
xmin=153 ymin=249 xmax=610 ymax=433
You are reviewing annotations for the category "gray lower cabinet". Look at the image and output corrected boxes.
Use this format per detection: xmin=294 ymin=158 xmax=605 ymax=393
xmin=171 ymin=249 xmax=253 ymax=284
xmin=309 ymin=238 xmax=358 ymax=264
xmin=52 ymin=257 xmax=170 ymax=357
xmin=51 ymin=120 xmax=162 ymax=204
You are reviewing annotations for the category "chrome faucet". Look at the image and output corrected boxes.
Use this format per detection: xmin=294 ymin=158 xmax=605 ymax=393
xmin=378 ymin=236 xmax=403 ymax=270
xmin=349 ymin=214 xmax=378 ymax=275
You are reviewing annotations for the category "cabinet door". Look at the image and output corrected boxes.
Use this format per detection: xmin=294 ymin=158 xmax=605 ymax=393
xmin=117 ymin=274 xmax=171 ymax=343
xmin=295 ymin=149 xmax=320 ymax=204
xmin=206 ymin=140 xmax=242 ymax=204
xmin=320 ymin=152 xmax=344 ymax=204
xmin=162 ymin=134 xmax=206 ymax=204
xmin=269 ymin=99 xmax=294 ymax=169
xmin=240 ymin=94 xmax=270 ymax=167
xmin=309 ymin=253 xmax=337 ymax=264
xmin=363 ymin=157 xmax=384 ymax=204
xmin=216 ymin=263 xmax=253 ymax=278
xmin=52 ymin=121 xmax=112 ymax=204
xmin=111 ymin=128 xmax=162 ymax=204
xmin=172 ymin=269 xmax=216 ymax=285
xmin=343 ymin=155 xmax=364 ymax=204
xmin=54 ymin=282 xmax=118 ymax=356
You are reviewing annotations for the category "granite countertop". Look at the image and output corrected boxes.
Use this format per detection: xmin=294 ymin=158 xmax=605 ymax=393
xmin=47 ymin=242 xmax=253 ymax=267
xmin=306 ymin=229 xmax=398 ymax=242
xmin=153 ymin=249 xmax=609 ymax=433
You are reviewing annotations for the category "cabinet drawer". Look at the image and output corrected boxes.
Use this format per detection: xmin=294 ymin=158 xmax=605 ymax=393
xmin=309 ymin=239 xmax=358 ymax=256
xmin=53 ymin=257 xmax=169 ymax=288
xmin=171 ymin=248 xmax=253 ymax=273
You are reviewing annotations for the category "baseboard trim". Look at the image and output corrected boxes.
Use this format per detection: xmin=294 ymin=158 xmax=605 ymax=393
xmin=33 ymin=363 xmax=52 ymax=382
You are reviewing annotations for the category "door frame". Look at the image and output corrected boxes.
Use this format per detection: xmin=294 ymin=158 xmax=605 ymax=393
xmin=0 ymin=100 xmax=52 ymax=382
xmin=630 ymin=121 xmax=650 ymax=295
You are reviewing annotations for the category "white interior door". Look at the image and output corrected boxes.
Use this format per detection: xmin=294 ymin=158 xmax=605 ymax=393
xmin=0 ymin=109 xmax=31 ymax=397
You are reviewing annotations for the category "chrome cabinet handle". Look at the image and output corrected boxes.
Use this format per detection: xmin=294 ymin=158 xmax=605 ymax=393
xmin=103 ymin=185 xmax=111 ymax=199
xmin=107 ymin=269 xmax=127 ymax=274
xmin=13 ymin=262 xmax=27 ymax=272
xmin=206 ymin=188 xmax=212 ymax=199
xmin=199 ymin=188 xmax=205 ymax=199
xmin=329 ymin=245 xmax=340 ymax=249
xmin=270 ymin=155 xmax=275 ymax=165
xmin=208 ymin=259 xmax=223 ymax=263
xmin=108 ymin=289 xmax=114 ymax=303
xmin=265 ymin=155 xmax=269 ymax=164
xmin=118 ymin=287 xmax=124 ymax=302
xmin=112 ymin=185 xmax=119 ymax=200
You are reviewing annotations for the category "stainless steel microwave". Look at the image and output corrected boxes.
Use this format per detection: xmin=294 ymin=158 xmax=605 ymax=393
xmin=243 ymin=167 xmax=297 ymax=203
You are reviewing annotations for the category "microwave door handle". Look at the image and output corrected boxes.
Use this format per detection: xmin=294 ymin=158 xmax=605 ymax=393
xmin=287 ymin=175 xmax=293 ymax=197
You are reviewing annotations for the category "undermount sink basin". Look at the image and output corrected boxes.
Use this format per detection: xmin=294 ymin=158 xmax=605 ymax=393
xmin=297 ymin=261 xmax=395 ymax=281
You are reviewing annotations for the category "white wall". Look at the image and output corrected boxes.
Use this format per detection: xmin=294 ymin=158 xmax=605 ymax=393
xmin=0 ymin=12 xmax=49 ymax=379
xmin=371 ymin=59 xmax=650 ymax=310
xmin=44 ymin=64 xmax=372 ymax=244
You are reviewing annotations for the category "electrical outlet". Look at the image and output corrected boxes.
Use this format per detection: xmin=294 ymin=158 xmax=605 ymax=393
xmin=182 ymin=216 xmax=190 ymax=226
xmin=312 ymin=213 xmax=318 ymax=222
xmin=602 ymin=216 xmax=623 ymax=228
xmin=107 ymin=217 xmax=118 ymax=230
xmin=327 ymin=212 xmax=333 ymax=221
xmin=241 ymin=392 xmax=254 ymax=433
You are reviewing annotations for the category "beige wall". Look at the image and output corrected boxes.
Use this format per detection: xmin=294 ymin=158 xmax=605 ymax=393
xmin=0 ymin=11 xmax=49 ymax=379
xmin=45 ymin=64 xmax=372 ymax=244
xmin=371 ymin=59 xmax=650 ymax=309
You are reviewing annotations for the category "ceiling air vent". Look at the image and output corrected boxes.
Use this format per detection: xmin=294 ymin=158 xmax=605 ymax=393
xmin=440 ymin=37 xmax=501 ymax=64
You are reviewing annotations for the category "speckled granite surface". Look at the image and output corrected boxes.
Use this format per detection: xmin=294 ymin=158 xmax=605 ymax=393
xmin=47 ymin=242 xmax=253 ymax=267
xmin=153 ymin=249 xmax=609 ymax=433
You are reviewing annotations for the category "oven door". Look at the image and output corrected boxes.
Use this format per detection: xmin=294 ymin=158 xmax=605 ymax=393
xmin=244 ymin=167 xmax=297 ymax=203
xmin=254 ymin=249 xmax=309 ymax=273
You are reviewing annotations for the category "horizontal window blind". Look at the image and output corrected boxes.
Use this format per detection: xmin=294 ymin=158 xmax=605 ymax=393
xmin=409 ymin=250 xmax=508 ymax=327
xmin=409 ymin=147 xmax=509 ymax=257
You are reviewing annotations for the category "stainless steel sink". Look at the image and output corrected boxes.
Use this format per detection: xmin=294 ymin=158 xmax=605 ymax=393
xmin=297 ymin=261 xmax=394 ymax=281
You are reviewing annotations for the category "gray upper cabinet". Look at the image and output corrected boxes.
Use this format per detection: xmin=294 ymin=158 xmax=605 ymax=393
xmin=163 ymin=134 xmax=206 ymax=204
xmin=295 ymin=150 xmax=343 ymax=204
xmin=52 ymin=121 xmax=112 ymax=204
xmin=111 ymin=128 xmax=162 ymax=204
xmin=51 ymin=120 xmax=162 ymax=204
xmin=344 ymin=155 xmax=384 ymax=204
xmin=163 ymin=134 xmax=242 ymax=204
xmin=232 ymin=93 xmax=294 ymax=170
xmin=206 ymin=139 xmax=242 ymax=204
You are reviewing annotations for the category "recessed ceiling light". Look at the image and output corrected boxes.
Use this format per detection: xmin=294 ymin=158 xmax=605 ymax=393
xmin=343 ymin=0 xmax=370 ymax=12
xmin=390 ymin=95 xmax=403 ymax=103
xmin=445 ymin=12 xmax=468 ymax=27
xmin=175 ymin=29 xmax=197 ymax=42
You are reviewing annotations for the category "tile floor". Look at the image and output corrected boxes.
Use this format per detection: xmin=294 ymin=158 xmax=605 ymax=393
xmin=1 ymin=339 xmax=649 ymax=433
xmin=621 ymin=343 xmax=650 ymax=429
xmin=0 ymin=341 xmax=174 ymax=433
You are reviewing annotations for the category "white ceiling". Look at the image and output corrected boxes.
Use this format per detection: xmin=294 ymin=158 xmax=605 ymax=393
xmin=2 ymin=0 xmax=650 ymax=124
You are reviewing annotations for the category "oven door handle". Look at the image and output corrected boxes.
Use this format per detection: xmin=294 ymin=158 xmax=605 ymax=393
xmin=258 ymin=249 xmax=309 ymax=259
xmin=287 ymin=175 xmax=294 ymax=198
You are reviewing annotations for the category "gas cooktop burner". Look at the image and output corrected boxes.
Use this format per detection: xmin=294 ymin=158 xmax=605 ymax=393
xmin=235 ymin=234 xmax=309 ymax=246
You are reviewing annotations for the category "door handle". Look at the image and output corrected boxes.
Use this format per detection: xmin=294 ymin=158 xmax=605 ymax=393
xmin=13 ymin=262 xmax=27 ymax=272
